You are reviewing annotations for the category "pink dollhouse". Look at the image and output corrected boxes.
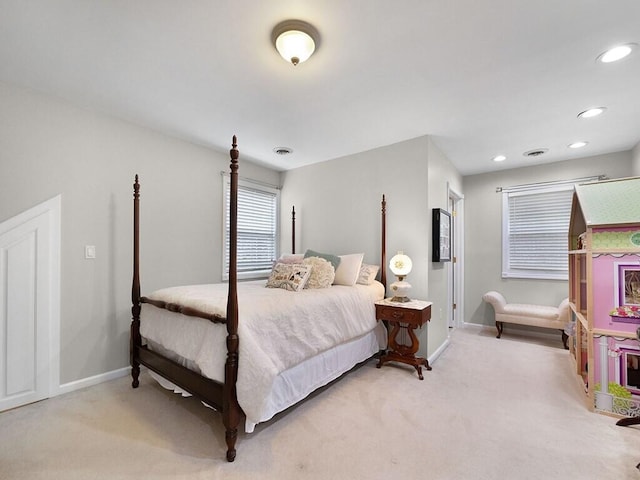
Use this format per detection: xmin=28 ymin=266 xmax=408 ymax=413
xmin=568 ymin=176 xmax=640 ymax=417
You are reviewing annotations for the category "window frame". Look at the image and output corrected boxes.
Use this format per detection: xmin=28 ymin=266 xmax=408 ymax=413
xmin=501 ymin=177 xmax=600 ymax=281
xmin=222 ymin=175 xmax=280 ymax=281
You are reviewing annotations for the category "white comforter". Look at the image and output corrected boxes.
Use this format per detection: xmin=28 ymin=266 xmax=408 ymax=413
xmin=140 ymin=280 xmax=384 ymax=427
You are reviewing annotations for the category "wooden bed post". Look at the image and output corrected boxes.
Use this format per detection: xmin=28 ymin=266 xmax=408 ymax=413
xmin=381 ymin=194 xmax=387 ymax=290
xmin=291 ymin=206 xmax=296 ymax=254
xmin=131 ymin=175 xmax=142 ymax=388
xmin=223 ymin=136 xmax=241 ymax=462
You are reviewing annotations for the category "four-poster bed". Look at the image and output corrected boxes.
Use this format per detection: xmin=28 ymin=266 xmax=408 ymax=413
xmin=130 ymin=136 xmax=388 ymax=462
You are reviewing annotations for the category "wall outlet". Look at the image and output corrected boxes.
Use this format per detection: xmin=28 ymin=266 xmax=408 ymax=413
xmin=85 ymin=245 xmax=96 ymax=259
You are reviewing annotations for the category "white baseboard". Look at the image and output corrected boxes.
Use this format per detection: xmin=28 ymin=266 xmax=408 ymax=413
xmin=55 ymin=366 xmax=130 ymax=397
xmin=428 ymin=336 xmax=451 ymax=365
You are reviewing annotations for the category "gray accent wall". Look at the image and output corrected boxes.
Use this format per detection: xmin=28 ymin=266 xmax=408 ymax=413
xmin=0 ymin=82 xmax=280 ymax=385
xmin=463 ymin=151 xmax=633 ymax=328
xmin=281 ymin=136 xmax=462 ymax=359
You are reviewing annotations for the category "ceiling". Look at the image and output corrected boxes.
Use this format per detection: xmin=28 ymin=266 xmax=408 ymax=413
xmin=1 ymin=1 xmax=639 ymax=175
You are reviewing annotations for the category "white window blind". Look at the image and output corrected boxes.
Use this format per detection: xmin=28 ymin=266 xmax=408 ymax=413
xmin=223 ymin=176 xmax=279 ymax=280
xmin=501 ymin=177 xmax=600 ymax=280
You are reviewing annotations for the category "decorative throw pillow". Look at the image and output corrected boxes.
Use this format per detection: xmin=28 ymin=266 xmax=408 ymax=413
xmin=303 ymin=256 xmax=335 ymax=289
xmin=334 ymin=253 xmax=364 ymax=286
xmin=277 ymin=253 xmax=305 ymax=264
xmin=304 ymin=249 xmax=341 ymax=271
xmin=266 ymin=263 xmax=311 ymax=292
xmin=357 ymin=263 xmax=380 ymax=285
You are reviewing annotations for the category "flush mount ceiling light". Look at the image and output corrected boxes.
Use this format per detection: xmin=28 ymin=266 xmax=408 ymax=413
xmin=271 ymin=20 xmax=320 ymax=66
xmin=597 ymin=43 xmax=636 ymax=63
xmin=578 ymin=107 xmax=606 ymax=118
xmin=492 ymin=155 xmax=506 ymax=162
xmin=568 ymin=141 xmax=588 ymax=149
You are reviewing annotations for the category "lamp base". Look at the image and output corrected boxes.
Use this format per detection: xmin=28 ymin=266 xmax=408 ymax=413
xmin=390 ymin=279 xmax=412 ymax=303
xmin=390 ymin=295 xmax=411 ymax=303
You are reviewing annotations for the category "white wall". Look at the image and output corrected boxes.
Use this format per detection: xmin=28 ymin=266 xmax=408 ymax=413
xmin=281 ymin=136 xmax=463 ymax=359
xmin=463 ymin=151 xmax=633 ymax=327
xmin=0 ymin=82 xmax=280 ymax=386
xmin=6 ymin=76 xmax=631 ymax=386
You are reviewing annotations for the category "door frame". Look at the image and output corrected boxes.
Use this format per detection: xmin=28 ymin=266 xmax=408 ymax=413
xmin=447 ymin=185 xmax=464 ymax=328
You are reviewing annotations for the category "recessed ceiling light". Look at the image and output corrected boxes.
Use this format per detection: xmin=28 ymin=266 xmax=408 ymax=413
xmin=492 ymin=155 xmax=506 ymax=162
xmin=577 ymin=107 xmax=606 ymax=119
xmin=568 ymin=141 xmax=588 ymax=149
xmin=597 ymin=43 xmax=636 ymax=63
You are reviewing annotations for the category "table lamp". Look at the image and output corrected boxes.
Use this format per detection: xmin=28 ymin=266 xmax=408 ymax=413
xmin=389 ymin=251 xmax=412 ymax=302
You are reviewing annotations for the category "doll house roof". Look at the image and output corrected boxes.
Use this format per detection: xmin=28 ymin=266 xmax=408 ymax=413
xmin=572 ymin=176 xmax=640 ymax=228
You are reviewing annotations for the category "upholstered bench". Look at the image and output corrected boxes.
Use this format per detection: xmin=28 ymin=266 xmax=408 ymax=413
xmin=482 ymin=291 xmax=570 ymax=349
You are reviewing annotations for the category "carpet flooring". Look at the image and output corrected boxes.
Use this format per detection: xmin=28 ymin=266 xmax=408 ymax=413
xmin=1 ymin=325 xmax=639 ymax=479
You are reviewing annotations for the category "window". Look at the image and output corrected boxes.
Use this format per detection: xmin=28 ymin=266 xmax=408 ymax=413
xmin=222 ymin=176 xmax=279 ymax=280
xmin=501 ymin=177 xmax=600 ymax=280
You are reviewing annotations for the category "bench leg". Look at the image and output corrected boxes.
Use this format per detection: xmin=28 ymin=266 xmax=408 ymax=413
xmin=561 ymin=330 xmax=568 ymax=350
xmin=495 ymin=321 xmax=503 ymax=339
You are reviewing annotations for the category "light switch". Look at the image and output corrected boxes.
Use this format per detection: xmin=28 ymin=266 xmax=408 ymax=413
xmin=85 ymin=245 xmax=96 ymax=259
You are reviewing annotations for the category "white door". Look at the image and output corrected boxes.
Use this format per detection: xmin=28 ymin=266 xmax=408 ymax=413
xmin=0 ymin=197 xmax=60 ymax=412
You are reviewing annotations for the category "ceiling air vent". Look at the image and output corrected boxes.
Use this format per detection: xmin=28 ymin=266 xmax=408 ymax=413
xmin=273 ymin=147 xmax=293 ymax=155
xmin=523 ymin=148 xmax=549 ymax=157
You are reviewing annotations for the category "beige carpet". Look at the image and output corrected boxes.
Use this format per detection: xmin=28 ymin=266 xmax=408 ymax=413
xmin=1 ymin=326 xmax=639 ymax=479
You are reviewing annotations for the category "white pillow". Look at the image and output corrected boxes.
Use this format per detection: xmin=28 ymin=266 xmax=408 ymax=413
xmin=303 ymin=256 xmax=335 ymax=289
xmin=333 ymin=253 xmax=364 ymax=286
xmin=357 ymin=264 xmax=380 ymax=285
xmin=265 ymin=263 xmax=311 ymax=292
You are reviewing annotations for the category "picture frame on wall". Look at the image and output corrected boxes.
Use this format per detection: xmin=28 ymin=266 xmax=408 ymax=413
xmin=432 ymin=208 xmax=451 ymax=262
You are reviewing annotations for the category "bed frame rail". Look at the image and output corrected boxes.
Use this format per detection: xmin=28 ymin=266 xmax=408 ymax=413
xmin=137 ymin=346 xmax=224 ymax=410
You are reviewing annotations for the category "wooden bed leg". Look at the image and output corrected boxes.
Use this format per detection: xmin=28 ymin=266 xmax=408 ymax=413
xmin=130 ymin=311 xmax=141 ymax=388
xmin=224 ymin=425 xmax=238 ymax=462
xmin=222 ymin=333 xmax=240 ymax=462
xmin=495 ymin=321 xmax=503 ymax=339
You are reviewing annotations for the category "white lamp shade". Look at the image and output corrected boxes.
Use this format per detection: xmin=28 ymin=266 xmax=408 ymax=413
xmin=275 ymin=30 xmax=315 ymax=65
xmin=390 ymin=252 xmax=412 ymax=276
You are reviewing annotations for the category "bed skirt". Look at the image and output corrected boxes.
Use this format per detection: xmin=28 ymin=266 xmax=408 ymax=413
xmin=146 ymin=322 xmax=387 ymax=432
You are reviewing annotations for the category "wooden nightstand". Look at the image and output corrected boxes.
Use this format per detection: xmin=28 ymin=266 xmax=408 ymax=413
xmin=375 ymin=299 xmax=432 ymax=380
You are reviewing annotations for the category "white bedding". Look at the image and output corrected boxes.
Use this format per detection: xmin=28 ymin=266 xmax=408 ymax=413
xmin=140 ymin=280 xmax=385 ymax=429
